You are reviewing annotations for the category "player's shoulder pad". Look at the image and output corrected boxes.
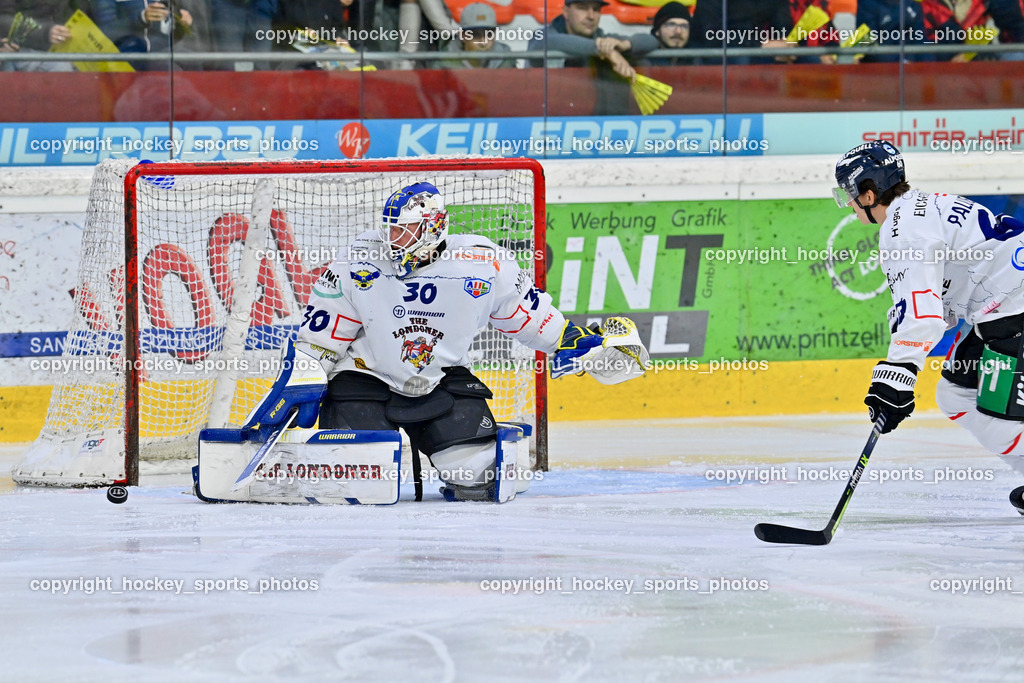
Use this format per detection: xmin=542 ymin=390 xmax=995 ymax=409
xmin=312 ymin=264 xmax=345 ymax=299
xmin=347 ymin=229 xmax=387 ymax=260
xmin=883 ymin=189 xmax=934 ymax=244
xmin=444 ymin=234 xmax=512 ymax=264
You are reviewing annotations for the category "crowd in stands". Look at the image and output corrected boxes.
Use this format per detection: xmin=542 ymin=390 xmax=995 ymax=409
xmin=1 ymin=0 xmax=1022 ymax=72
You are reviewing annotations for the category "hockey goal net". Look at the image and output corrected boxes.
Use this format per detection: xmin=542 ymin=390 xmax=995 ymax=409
xmin=14 ymin=157 xmax=548 ymax=487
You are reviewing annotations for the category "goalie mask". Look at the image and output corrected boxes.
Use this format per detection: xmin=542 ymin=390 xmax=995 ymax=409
xmin=380 ymin=182 xmax=449 ymax=278
xmin=832 ymin=141 xmax=905 ymax=221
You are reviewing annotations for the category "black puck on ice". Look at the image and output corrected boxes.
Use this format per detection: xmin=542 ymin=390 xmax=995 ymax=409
xmin=1011 ymin=485 xmax=1024 ymax=516
xmin=107 ymin=485 xmax=128 ymax=504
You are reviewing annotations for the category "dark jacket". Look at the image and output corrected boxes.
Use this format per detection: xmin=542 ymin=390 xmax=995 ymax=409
xmin=689 ymin=0 xmax=794 ymax=48
xmin=274 ymin=0 xmax=348 ymax=33
xmin=986 ymin=0 xmax=1024 ymax=43
xmin=0 ymin=0 xmax=87 ymax=51
xmin=90 ymin=0 xmax=191 ymax=54
xmin=856 ymin=0 xmax=930 ymax=62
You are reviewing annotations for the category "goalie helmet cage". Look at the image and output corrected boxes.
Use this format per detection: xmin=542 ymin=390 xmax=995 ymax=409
xmin=15 ymin=157 xmax=548 ymax=487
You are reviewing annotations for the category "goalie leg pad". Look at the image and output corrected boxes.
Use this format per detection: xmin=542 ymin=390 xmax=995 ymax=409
xmin=433 ymin=425 xmax=531 ymax=503
xmin=196 ymin=428 xmax=402 ymax=504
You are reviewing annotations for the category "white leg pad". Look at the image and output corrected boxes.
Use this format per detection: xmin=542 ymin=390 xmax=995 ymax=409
xmin=429 ymin=441 xmax=496 ymax=488
xmin=936 ymin=379 xmax=1024 ymax=461
xmin=196 ymin=429 xmax=402 ymax=504
xmin=430 ymin=425 xmax=533 ymax=503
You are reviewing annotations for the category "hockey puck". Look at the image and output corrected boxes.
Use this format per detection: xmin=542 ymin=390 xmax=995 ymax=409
xmin=106 ymin=485 xmax=128 ymax=504
xmin=1010 ymin=486 xmax=1024 ymax=516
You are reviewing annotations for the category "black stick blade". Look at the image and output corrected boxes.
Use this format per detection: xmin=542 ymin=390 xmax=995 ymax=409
xmin=754 ymin=522 xmax=832 ymax=546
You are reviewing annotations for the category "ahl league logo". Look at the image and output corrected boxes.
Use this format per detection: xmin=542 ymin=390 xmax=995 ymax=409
xmin=464 ymin=278 xmax=491 ymax=298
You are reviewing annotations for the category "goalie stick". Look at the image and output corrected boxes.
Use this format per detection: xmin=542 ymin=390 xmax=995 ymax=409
xmin=231 ymin=409 xmax=298 ymax=492
xmin=754 ymin=414 xmax=886 ymax=546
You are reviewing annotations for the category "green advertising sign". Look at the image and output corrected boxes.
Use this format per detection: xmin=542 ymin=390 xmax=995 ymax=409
xmin=545 ymin=199 xmax=892 ymax=362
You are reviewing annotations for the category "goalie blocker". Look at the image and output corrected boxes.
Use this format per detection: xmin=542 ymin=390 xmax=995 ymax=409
xmin=194 ymin=424 xmax=532 ymax=504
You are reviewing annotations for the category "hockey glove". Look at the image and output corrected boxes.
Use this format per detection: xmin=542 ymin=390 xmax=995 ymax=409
xmin=551 ymin=317 xmax=649 ymax=384
xmin=243 ymin=340 xmax=329 ymax=430
xmin=551 ymin=321 xmax=605 ymax=379
xmin=864 ymin=361 xmax=918 ymax=434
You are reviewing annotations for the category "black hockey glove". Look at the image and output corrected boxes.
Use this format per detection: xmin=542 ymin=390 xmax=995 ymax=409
xmin=864 ymin=361 xmax=918 ymax=434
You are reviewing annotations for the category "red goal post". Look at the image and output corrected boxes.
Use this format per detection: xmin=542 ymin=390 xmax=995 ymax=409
xmin=15 ymin=157 xmax=548 ymax=488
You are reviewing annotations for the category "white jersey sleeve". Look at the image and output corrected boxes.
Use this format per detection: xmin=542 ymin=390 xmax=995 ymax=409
xmin=878 ymin=189 xmax=1024 ymax=369
xmin=294 ymin=253 xmax=364 ymax=371
xmin=486 ymin=244 xmax=565 ymax=355
xmin=877 ymin=193 xmax=949 ymax=370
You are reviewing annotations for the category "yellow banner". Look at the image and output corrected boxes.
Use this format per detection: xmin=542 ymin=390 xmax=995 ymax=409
xmin=49 ymin=9 xmax=134 ymax=73
xmin=787 ymin=5 xmax=831 ymax=43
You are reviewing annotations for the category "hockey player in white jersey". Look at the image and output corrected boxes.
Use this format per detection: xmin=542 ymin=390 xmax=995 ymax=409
xmin=833 ymin=141 xmax=1024 ymax=512
xmin=243 ymin=181 xmax=647 ymax=502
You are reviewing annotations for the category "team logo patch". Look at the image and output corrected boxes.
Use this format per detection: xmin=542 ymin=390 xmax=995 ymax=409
xmin=464 ymin=278 xmax=491 ymax=298
xmin=400 ymin=335 xmax=437 ymax=372
xmin=1013 ymin=247 xmax=1024 ymax=272
xmin=313 ymin=269 xmax=343 ymax=298
xmin=351 ymin=266 xmax=380 ymax=290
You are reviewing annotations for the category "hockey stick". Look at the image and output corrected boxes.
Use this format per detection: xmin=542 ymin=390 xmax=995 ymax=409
xmin=411 ymin=443 xmax=424 ymax=502
xmin=754 ymin=413 xmax=887 ymax=546
xmin=231 ymin=409 xmax=298 ymax=492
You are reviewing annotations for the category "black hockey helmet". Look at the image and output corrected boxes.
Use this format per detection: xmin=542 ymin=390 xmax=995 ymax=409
xmin=832 ymin=140 xmax=905 ymax=210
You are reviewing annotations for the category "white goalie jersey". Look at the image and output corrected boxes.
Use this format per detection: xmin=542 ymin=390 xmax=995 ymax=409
xmin=297 ymin=231 xmax=565 ymax=395
xmin=879 ymin=189 xmax=1024 ymax=369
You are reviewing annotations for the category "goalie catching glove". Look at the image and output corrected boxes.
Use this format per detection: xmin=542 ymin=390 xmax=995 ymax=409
xmin=864 ymin=361 xmax=917 ymax=434
xmin=243 ymin=340 xmax=331 ymax=430
xmin=551 ymin=316 xmax=649 ymax=385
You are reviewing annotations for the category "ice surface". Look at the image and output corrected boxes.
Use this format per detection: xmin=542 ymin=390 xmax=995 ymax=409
xmin=2 ymin=413 xmax=1023 ymax=682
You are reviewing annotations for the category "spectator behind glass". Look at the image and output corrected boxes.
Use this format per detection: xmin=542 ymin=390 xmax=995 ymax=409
xmin=974 ymin=0 xmax=1024 ymax=60
xmin=0 ymin=0 xmax=75 ymax=71
xmin=209 ymin=0 xmax=277 ymax=70
xmin=856 ymin=1 xmax=1024 ymax=61
xmin=272 ymin=0 xmax=353 ymax=70
xmin=528 ymin=0 xmax=659 ymax=115
xmin=396 ymin=0 xmax=460 ymax=69
xmin=919 ymin=0 xmax=974 ymax=62
xmin=175 ymin=0 xmax=215 ymax=67
xmin=442 ymin=2 xmax=515 ymax=69
xmin=90 ymin=0 xmax=195 ymax=70
xmin=856 ymin=0 xmax=933 ymax=62
xmin=689 ymin=0 xmax=795 ymax=64
xmin=645 ymin=1 xmax=696 ymax=65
